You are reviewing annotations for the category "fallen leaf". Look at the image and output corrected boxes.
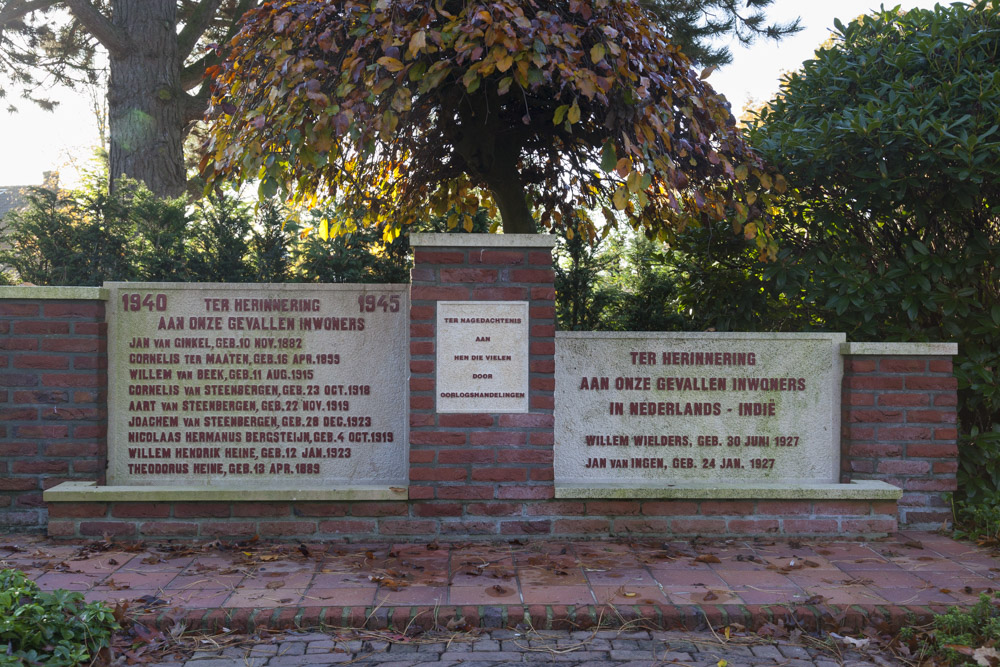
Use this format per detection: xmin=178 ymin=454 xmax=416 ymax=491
xmin=694 ymin=554 xmax=721 ymax=564
xmin=831 ymin=632 xmax=871 ymax=649
xmin=803 ymin=594 xmax=826 ymax=605
xmin=486 ymin=584 xmax=511 ymax=597
xmin=973 ymin=646 xmax=1000 ymax=667
xmin=703 ymin=591 xmax=719 ymax=601
xmin=265 ymin=580 xmax=284 ymax=590
xmin=106 ymin=578 xmax=130 ymax=591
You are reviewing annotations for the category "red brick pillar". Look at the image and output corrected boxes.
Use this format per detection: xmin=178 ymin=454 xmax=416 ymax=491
xmin=0 ymin=287 xmax=107 ymax=533
xmin=408 ymin=234 xmax=557 ymax=538
xmin=841 ymin=343 xmax=958 ymax=528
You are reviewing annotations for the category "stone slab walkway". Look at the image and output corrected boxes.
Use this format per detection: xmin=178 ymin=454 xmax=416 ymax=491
xmin=1 ymin=530 xmax=996 ymax=635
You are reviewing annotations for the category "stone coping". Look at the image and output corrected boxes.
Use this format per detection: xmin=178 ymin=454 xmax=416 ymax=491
xmin=0 ymin=285 xmax=108 ymax=300
xmin=557 ymin=331 xmax=846 ymax=341
xmin=410 ymin=232 xmax=558 ymax=248
xmin=554 ymin=480 xmax=901 ymax=500
xmin=43 ymin=481 xmax=408 ymax=502
xmin=101 ymin=281 xmax=407 ymax=290
xmin=841 ymin=342 xmax=958 ymax=356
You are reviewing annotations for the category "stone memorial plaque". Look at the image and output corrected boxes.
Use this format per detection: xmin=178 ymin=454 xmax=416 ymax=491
xmin=106 ymin=283 xmax=408 ymax=489
xmin=555 ymin=332 xmax=845 ymax=487
xmin=436 ymin=301 xmax=529 ymax=413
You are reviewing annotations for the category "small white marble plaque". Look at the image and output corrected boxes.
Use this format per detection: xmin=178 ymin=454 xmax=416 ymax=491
xmin=105 ymin=283 xmax=409 ymax=490
xmin=555 ymin=332 xmax=845 ymax=488
xmin=436 ymin=301 xmax=529 ymax=413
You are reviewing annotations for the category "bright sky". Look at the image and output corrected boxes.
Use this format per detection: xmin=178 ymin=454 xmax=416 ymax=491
xmin=0 ymin=0 xmax=941 ymax=188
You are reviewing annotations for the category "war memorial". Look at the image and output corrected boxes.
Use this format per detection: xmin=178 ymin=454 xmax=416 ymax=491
xmin=0 ymin=234 xmax=958 ymax=541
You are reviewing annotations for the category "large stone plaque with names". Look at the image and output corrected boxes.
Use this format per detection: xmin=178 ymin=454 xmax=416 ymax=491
xmin=436 ymin=301 xmax=529 ymax=413
xmin=555 ymin=332 xmax=846 ymax=488
xmin=106 ymin=283 xmax=409 ymax=489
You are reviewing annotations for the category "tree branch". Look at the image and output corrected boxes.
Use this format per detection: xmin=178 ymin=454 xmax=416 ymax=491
xmin=0 ymin=0 xmax=58 ymax=27
xmin=182 ymin=87 xmax=209 ymax=124
xmin=180 ymin=0 xmax=257 ymax=89
xmin=63 ymin=0 xmax=131 ymax=56
xmin=181 ymin=53 xmax=209 ymax=90
xmin=177 ymin=0 xmax=223 ymax=61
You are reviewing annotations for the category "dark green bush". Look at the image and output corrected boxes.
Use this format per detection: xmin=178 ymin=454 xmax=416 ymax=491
xmin=0 ymin=569 xmax=118 ymax=666
xmin=744 ymin=1 xmax=1000 ymax=515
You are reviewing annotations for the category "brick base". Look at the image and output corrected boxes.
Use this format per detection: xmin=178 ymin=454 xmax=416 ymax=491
xmin=46 ymin=497 xmax=897 ymax=540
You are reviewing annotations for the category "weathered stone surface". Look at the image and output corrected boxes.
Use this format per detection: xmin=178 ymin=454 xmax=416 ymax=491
xmin=554 ymin=332 xmax=846 ymax=489
xmin=436 ymin=301 xmax=529 ymax=414
xmin=105 ymin=283 xmax=409 ymax=491
xmin=841 ymin=342 xmax=957 ymax=356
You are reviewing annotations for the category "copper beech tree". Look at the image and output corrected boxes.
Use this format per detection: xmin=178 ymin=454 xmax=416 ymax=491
xmin=202 ymin=0 xmax=781 ymax=252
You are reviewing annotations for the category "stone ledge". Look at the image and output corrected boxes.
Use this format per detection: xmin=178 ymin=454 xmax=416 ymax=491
xmin=102 ymin=282 xmax=407 ymax=291
xmin=44 ymin=481 xmax=408 ymax=502
xmin=558 ymin=331 xmax=847 ymax=342
xmin=841 ymin=342 xmax=957 ymax=356
xmin=554 ymin=480 xmax=901 ymax=500
xmin=0 ymin=285 xmax=108 ymax=300
xmin=411 ymin=233 xmax=558 ymax=248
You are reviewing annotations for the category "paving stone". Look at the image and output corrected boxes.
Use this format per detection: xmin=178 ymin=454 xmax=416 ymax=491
xmin=357 ymin=653 xmax=433 ymax=663
xmin=660 ymin=640 xmax=698 ymax=653
xmin=248 ymin=644 xmax=280 ymax=656
xmin=608 ymin=649 xmax=659 ymax=660
xmin=384 ymin=644 xmax=420 ymax=654
xmin=276 ymin=641 xmax=307 ymax=656
xmin=778 ymin=645 xmax=813 ymax=659
xmin=438 ymin=650 xmax=525 ymax=661
xmin=521 ymin=650 xmax=614 ymax=662
xmin=610 ymin=639 xmax=639 ymax=649
xmin=287 ymin=633 xmax=331 ymax=642
xmin=305 ymin=640 xmax=339 ymax=651
xmin=750 ymin=644 xmax=784 ymax=659
xmin=266 ymin=654 xmax=354 ymax=665
xmin=472 ymin=639 xmax=501 ymax=651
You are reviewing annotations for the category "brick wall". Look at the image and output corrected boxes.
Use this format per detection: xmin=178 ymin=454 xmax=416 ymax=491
xmin=406 ymin=235 xmax=558 ymax=537
xmin=3 ymin=266 xmax=960 ymax=540
xmin=841 ymin=346 xmax=958 ymax=529
xmin=0 ymin=289 xmax=107 ymax=532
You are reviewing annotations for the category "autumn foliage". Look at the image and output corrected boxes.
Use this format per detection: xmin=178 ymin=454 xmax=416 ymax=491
xmin=203 ymin=0 xmax=778 ymax=251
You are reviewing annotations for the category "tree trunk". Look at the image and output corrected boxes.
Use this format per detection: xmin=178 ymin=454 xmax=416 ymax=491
xmin=107 ymin=0 xmax=186 ymax=198
xmin=488 ymin=173 xmax=535 ymax=234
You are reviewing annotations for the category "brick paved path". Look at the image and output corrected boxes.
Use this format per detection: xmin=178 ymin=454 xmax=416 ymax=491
xmin=143 ymin=629 xmax=902 ymax=666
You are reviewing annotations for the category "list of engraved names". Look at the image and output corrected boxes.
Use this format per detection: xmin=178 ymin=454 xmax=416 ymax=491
xmin=106 ymin=284 xmax=408 ymax=489
xmin=554 ymin=333 xmax=845 ymax=486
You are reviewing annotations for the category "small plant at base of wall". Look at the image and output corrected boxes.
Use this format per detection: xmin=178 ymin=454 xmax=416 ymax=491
xmin=0 ymin=568 xmax=118 ymax=666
